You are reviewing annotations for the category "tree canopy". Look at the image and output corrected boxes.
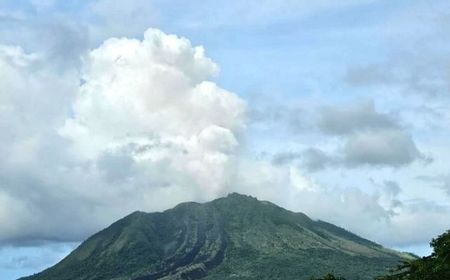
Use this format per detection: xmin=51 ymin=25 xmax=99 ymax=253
xmin=313 ymin=229 xmax=450 ymax=280
xmin=377 ymin=229 xmax=450 ymax=280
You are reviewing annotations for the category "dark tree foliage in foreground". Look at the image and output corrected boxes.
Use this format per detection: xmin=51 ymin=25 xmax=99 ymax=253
xmin=377 ymin=229 xmax=450 ymax=280
xmin=314 ymin=229 xmax=449 ymax=280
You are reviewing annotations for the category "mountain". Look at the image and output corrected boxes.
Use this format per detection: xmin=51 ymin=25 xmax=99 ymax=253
xmin=20 ymin=193 xmax=412 ymax=280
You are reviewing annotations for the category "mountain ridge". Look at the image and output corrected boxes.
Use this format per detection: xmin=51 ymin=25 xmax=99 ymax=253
xmin=20 ymin=193 xmax=410 ymax=280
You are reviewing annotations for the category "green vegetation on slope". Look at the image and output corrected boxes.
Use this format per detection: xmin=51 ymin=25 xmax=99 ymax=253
xmin=21 ymin=193 xmax=406 ymax=280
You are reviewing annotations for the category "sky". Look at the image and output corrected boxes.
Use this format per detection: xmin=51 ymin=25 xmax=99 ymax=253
xmin=1 ymin=0 xmax=450 ymax=279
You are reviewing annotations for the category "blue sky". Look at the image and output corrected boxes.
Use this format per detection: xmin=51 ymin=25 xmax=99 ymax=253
xmin=1 ymin=1 xmax=450 ymax=279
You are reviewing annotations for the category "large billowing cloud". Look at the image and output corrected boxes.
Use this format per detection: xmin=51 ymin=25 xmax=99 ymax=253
xmin=0 ymin=26 xmax=448 ymax=260
xmin=0 ymin=29 xmax=245 ymax=245
xmin=0 ymin=3 xmax=449 ymax=279
xmin=60 ymin=28 xmax=246 ymax=195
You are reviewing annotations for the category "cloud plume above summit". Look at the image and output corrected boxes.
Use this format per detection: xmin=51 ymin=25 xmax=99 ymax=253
xmin=1 ymin=2 xmax=450 ymax=278
xmin=0 ymin=29 xmax=246 ymax=245
xmin=61 ymin=28 xmax=246 ymax=195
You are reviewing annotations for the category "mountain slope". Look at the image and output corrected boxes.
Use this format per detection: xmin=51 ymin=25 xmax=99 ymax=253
xmin=21 ymin=193 xmax=409 ymax=280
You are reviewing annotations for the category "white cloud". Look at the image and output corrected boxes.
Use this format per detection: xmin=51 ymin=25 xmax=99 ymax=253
xmin=272 ymin=102 xmax=428 ymax=170
xmin=60 ymin=28 xmax=245 ymax=196
xmin=0 ymin=28 xmax=246 ymax=245
xmin=0 ymin=26 xmax=448 ymax=263
xmin=343 ymin=129 xmax=423 ymax=167
xmin=1 ymin=3 xmax=450 ymax=278
xmin=318 ymin=102 xmax=397 ymax=135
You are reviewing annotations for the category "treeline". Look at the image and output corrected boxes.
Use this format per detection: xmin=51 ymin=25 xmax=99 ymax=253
xmin=312 ymin=229 xmax=450 ymax=280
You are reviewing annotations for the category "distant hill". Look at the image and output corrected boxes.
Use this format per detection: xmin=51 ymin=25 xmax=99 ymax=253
xmin=20 ymin=193 xmax=412 ymax=280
